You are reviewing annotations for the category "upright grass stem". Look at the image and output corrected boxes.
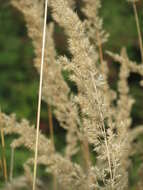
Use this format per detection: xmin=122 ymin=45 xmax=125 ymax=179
xmin=81 ymin=137 xmax=91 ymax=170
xmin=32 ymin=0 xmax=48 ymax=189
xmin=132 ymin=1 xmax=143 ymax=62
xmin=0 ymin=128 xmax=8 ymax=182
xmin=48 ymin=106 xmax=57 ymax=190
xmin=96 ymin=30 xmax=104 ymax=65
xmin=48 ymin=106 xmax=55 ymax=150
xmin=9 ymin=147 xmax=14 ymax=181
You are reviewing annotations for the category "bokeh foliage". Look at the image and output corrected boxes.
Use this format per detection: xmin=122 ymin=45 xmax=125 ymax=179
xmin=0 ymin=0 xmax=38 ymax=121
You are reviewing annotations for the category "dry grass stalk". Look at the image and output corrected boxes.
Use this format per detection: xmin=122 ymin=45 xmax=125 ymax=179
xmin=48 ymin=106 xmax=55 ymax=150
xmin=132 ymin=1 xmax=143 ymax=62
xmin=9 ymin=147 xmax=15 ymax=181
xmin=33 ymin=0 xmax=48 ymax=189
xmin=48 ymin=106 xmax=57 ymax=190
xmin=96 ymin=30 xmax=104 ymax=65
xmin=127 ymin=0 xmax=143 ymax=62
xmin=0 ymin=112 xmax=8 ymax=182
xmin=81 ymin=137 xmax=91 ymax=171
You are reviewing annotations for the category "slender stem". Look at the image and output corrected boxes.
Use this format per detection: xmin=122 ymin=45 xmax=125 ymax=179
xmin=132 ymin=1 xmax=143 ymax=62
xmin=96 ymin=30 xmax=104 ymax=64
xmin=9 ymin=147 xmax=14 ymax=181
xmin=48 ymin=106 xmax=57 ymax=190
xmin=32 ymin=1 xmax=48 ymax=190
xmin=81 ymin=137 xmax=91 ymax=170
xmin=0 ymin=159 xmax=2 ymax=169
xmin=0 ymin=128 xmax=8 ymax=182
xmin=48 ymin=106 xmax=55 ymax=150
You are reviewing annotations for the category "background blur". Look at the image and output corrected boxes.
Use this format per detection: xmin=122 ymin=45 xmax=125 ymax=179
xmin=0 ymin=0 xmax=143 ymax=188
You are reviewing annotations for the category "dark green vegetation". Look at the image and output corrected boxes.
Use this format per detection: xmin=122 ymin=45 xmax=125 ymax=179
xmin=0 ymin=0 xmax=38 ymax=121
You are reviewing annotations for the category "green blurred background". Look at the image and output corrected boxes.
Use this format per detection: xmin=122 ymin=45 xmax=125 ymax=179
xmin=0 ymin=0 xmax=143 ymax=188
